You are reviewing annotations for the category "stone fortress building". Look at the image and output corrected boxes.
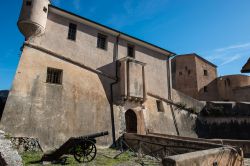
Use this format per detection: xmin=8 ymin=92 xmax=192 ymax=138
xmin=1 ymin=0 xmax=199 ymax=151
xmin=242 ymin=58 xmax=250 ymax=73
xmin=172 ymin=53 xmax=250 ymax=102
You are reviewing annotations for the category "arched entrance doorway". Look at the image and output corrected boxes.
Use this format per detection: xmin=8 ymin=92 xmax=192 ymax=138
xmin=125 ymin=109 xmax=137 ymax=133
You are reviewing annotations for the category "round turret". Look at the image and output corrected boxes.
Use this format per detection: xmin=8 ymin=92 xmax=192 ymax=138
xmin=18 ymin=0 xmax=50 ymax=39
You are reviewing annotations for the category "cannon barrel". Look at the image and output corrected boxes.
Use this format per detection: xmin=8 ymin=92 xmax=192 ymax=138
xmin=77 ymin=131 xmax=109 ymax=140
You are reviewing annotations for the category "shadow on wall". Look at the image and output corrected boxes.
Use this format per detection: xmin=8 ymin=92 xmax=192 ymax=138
xmin=195 ymin=103 xmax=250 ymax=139
xmin=195 ymin=119 xmax=250 ymax=140
xmin=198 ymin=79 xmax=219 ymax=101
xmin=0 ymin=90 xmax=9 ymax=121
xmin=97 ymin=61 xmax=117 ymax=146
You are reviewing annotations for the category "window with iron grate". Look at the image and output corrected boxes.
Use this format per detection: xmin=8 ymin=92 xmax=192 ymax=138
xmin=97 ymin=33 xmax=107 ymax=50
xmin=68 ymin=23 xmax=77 ymax=41
xmin=46 ymin=68 xmax=63 ymax=84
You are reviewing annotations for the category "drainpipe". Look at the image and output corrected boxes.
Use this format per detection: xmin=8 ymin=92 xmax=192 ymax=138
xmin=110 ymin=33 xmax=120 ymax=147
xmin=167 ymin=54 xmax=180 ymax=136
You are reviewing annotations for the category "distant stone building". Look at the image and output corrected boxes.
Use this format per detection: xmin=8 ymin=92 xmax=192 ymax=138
xmin=172 ymin=53 xmax=250 ymax=102
xmin=241 ymin=58 xmax=250 ymax=73
xmin=0 ymin=0 xmax=199 ymax=151
xmin=171 ymin=53 xmax=218 ymax=100
xmin=216 ymin=75 xmax=250 ymax=101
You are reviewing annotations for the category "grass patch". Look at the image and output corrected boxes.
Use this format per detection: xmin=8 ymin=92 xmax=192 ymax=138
xmin=21 ymin=148 xmax=159 ymax=166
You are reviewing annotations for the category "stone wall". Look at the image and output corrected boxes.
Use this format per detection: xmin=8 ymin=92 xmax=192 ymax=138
xmin=172 ymin=89 xmax=205 ymax=112
xmin=233 ymin=86 xmax=250 ymax=102
xmin=162 ymin=147 xmax=243 ymax=166
xmin=196 ymin=117 xmax=250 ymax=140
xmin=0 ymin=131 xmax=23 ymax=166
xmin=172 ymin=55 xmax=199 ymax=99
xmin=171 ymin=54 xmax=217 ymax=101
xmin=11 ymin=137 xmax=42 ymax=153
xmin=1 ymin=47 xmax=114 ymax=152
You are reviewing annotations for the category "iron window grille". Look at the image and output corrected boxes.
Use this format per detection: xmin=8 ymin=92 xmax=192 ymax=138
xmin=97 ymin=33 xmax=107 ymax=50
xmin=46 ymin=67 xmax=63 ymax=84
xmin=68 ymin=23 xmax=77 ymax=41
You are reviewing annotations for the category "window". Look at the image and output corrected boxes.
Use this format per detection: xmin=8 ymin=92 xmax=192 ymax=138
xmin=156 ymin=100 xmax=164 ymax=112
xmin=97 ymin=33 xmax=107 ymax=50
xmin=179 ymin=72 xmax=182 ymax=76
xmin=188 ymin=70 xmax=191 ymax=75
xmin=46 ymin=67 xmax=63 ymax=84
xmin=26 ymin=1 xmax=32 ymax=6
xmin=43 ymin=7 xmax=47 ymax=13
xmin=127 ymin=45 xmax=135 ymax=58
xmin=204 ymin=70 xmax=208 ymax=76
xmin=68 ymin=23 xmax=77 ymax=41
xmin=204 ymin=86 xmax=208 ymax=92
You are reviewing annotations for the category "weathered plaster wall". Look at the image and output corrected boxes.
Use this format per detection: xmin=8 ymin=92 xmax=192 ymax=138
xmin=33 ymin=12 xmax=117 ymax=77
xmin=217 ymin=75 xmax=250 ymax=101
xmin=195 ymin=56 xmax=217 ymax=97
xmin=196 ymin=116 xmax=250 ymax=139
xmin=118 ymin=38 xmax=169 ymax=99
xmin=233 ymin=86 xmax=250 ymax=102
xmin=143 ymin=96 xmax=177 ymax=135
xmin=172 ymin=89 xmax=206 ymax=112
xmin=2 ymin=4 xmax=188 ymax=151
xmin=1 ymin=47 xmax=113 ymax=151
xmin=174 ymin=109 xmax=198 ymax=138
xmin=162 ymin=147 xmax=243 ymax=166
xmin=172 ymin=55 xmax=199 ymax=99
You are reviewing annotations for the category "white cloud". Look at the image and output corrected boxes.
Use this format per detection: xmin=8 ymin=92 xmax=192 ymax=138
xmin=204 ymin=42 xmax=250 ymax=67
xmin=215 ymin=43 xmax=250 ymax=52
xmin=220 ymin=54 xmax=242 ymax=66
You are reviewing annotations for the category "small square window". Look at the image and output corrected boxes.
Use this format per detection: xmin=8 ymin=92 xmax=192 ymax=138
xmin=26 ymin=1 xmax=32 ymax=6
xmin=127 ymin=45 xmax=135 ymax=58
xmin=156 ymin=100 xmax=164 ymax=112
xmin=68 ymin=23 xmax=77 ymax=41
xmin=204 ymin=86 xmax=208 ymax=92
xmin=97 ymin=33 xmax=107 ymax=50
xmin=204 ymin=70 xmax=208 ymax=76
xmin=188 ymin=70 xmax=191 ymax=75
xmin=43 ymin=7 xmax=47 ymax=13
xmin=46 ymin=67 xmax=63 ymax=84
xmin=179 ymin=72 xmax=182 ymax=76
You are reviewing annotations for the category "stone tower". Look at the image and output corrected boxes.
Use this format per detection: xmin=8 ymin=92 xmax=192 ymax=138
xmin=18 ymin=0 xmax=50 ymax=39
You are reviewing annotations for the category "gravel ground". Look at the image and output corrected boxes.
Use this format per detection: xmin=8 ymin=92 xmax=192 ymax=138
xmin=0 ymin=131 xmax=23 ymax=166
xmin=245 ymin=158 xmax=250 ymax=166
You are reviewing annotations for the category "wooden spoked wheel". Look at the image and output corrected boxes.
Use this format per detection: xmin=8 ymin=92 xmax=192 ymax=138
xmin=73 ymin=140 xmax=97 ymax=163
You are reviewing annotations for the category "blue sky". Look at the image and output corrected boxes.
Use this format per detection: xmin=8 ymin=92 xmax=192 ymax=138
xmin=0 ymin=0 xmax=250 ymax=90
